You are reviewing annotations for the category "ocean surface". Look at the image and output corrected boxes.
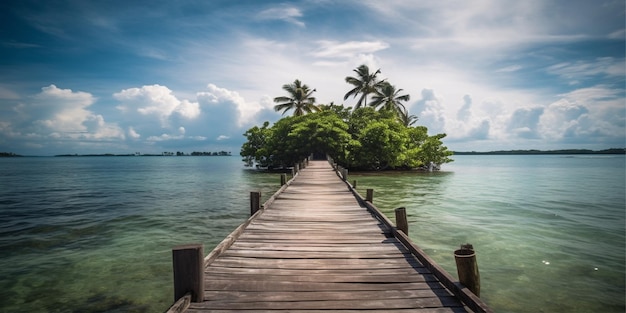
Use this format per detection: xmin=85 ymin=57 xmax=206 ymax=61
xmin=0 ymin=155 xmax=624 ymax=313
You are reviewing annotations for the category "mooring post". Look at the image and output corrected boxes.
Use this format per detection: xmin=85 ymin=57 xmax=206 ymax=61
xmin=280 ymin=173 xmax=287 ymax=186
xmin=250 ymin=191 xmax=261 ymax=216
xmin=454 ymin=243 xmax=481 ymax=297
xmin=394 ymin=207 xmax=409 ymax=235
xmin=341 ymin=168 xmax=348 ymax=181
xmin=353 ymin=180 xmax=357 ymax=188
xmin=172 ymin=244 xmax=204 ymax=303
xmin=366 ymin=189 xmax=374 ymax=202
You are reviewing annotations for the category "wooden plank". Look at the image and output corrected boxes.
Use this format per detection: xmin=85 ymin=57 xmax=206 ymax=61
xmin=205 ymin=279 xmax=447 ymax=292
xmin=186 ymin=309 xmax=469 ymax=313
xmin=204 ymin=289 xmax=455 ymax=302
xmin=206 ymin=266 xmax=431 ymax=276
xmin=178 ymin=160 xmax=485 ymax=313
xmin=206 ymin=272 xmax=438 ymax=283
xmin=209 ymin=256 xmax=424 ymax=270
xmin=190 ymin=297 xmax=464 ymax=310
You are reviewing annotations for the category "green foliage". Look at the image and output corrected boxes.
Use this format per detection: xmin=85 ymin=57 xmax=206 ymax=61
xmin=241 ymin=106 xmax=453 ymax=171
xmin=273 ymin=79 xmax=319 ymax=116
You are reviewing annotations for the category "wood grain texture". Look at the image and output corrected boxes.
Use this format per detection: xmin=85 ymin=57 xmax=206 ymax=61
xmin=182 ymin=160 xmax=478 ymax=312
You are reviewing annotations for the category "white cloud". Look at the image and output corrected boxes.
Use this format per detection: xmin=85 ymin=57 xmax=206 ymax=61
xmin=114 ymin=84 xmax=201 ymax=127
xmin=257 ymin=5 xmax=305 ymax=27
xmin=6 ymin=85 xmax=124 ymax=141
xmin=197 ymin=84 xmax=258 ymax=127
xmin=414 ymin=89 xmax=446 ymax=134
xmin=128 ymin=127 xmax=141 ymax=139
xmin=546 ymin=57 xmax=626 ymax=84
xmin=312 ymin=41 xmax=389 ymax=59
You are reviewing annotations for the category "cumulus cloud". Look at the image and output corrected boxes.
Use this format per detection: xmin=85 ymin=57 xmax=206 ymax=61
xmin=507 ymin=107 xmax=544 ymax=139
xmin=414 ymin=89 xmax=446 ymax=134
xmin=457 ymin=95 xmax=472 ymax=121
xmin=114 ymin=84 xmax=200 ymax=127
xmin=538 ymin=85 xmax=625 ymax=144
xmin=4 ymin=85 xmax=123 ymax=142
xmin=197 ymin=84 xmax=251 ymax=127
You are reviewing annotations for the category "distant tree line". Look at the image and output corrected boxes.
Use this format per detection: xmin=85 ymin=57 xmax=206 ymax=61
xmin=0 ymin=152 xmax=22 ymax=157
xmin=190 ymin=151 xmax=232 ymax=156
xmin=453 ymin=149 xmax=626 ymax=155
xmin=53 ymin=151 xmax=233 ymax=157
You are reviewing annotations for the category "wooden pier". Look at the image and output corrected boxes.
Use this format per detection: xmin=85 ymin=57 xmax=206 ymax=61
xmin=168 ymin=160 xmax=492 ymax=312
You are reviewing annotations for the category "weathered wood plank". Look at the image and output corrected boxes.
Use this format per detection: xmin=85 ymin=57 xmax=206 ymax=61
xmin=204 ymin=289 xmax=455 ymax=302
xmin=205 ymin=279 xmax=447 ymax=292
xmin=206 ymin=272 xmax=438 ymax=283
xmin=178 ymin=160 xmax=485 ymax=313
xmin=190 ymin=296 xmax=464 ymax=310
xmin=186 ymin=309 xmax=469 ymax=313
xmin=209 ymin=256 xmax=424 ymax=270
xmin=206 ymin=266 xmax=430 ymax=276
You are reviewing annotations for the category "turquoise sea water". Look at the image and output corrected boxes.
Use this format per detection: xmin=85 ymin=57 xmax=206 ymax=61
xmin=351 ymin=155 xmax=625 ymax=313
xmin=0 ymin=155 xmax=624 ymax=312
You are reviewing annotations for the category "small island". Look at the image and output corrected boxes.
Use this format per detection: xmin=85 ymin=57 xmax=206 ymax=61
xmin=240 ymin=65 xmax=453 ymax=171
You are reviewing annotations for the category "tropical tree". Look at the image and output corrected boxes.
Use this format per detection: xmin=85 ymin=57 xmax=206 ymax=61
xmin=273 ymin=79 xmax=319 ymax=116
xmin=399 ymin=107 xmax=419 ymax=127
xmin=344 ymin=64 xmax=385 ymax=109
xmin=370 ymin=82 xmax=410 ymax=120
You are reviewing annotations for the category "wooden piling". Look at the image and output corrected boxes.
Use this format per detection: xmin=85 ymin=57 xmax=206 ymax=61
xmin=366 ymin=188 xmax=374 ymax=202
xmin=172 ymin=244 xmax=204 ymax=303
xmin=250 ymin=191 xmax=261 ymax=216
xmin=280 ymin=173 xmax=286 ymax=186
xmin=352 ymin=180 xmax=357 ymax=188
xmin=395 ymin=207 xmax=409 ymax=235
xmin=454 ymin=243 xmax=481 ymax=297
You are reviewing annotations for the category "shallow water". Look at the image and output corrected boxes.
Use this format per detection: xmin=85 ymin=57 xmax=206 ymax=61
xmin=0 ymin=156 xmax=281 ymax=312
xmin=0 ymin=155 xmax=624 ymax=312
xmin=351 ymin=155 xmax=625 ymax=313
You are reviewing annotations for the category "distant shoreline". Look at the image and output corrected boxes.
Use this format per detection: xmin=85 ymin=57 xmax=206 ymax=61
xmin=453 ymin=148 xmax=625 ymax=155
xmin=2 ymin=148 xmax=625 ymax=157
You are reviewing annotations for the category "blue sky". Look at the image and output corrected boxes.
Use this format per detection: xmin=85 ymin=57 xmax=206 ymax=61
xmin=1 ymin=0 xmax=624 ymax=155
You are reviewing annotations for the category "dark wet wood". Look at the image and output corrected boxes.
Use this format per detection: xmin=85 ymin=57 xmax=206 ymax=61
xmin=180 ymin=160 xmax=490 ymax=312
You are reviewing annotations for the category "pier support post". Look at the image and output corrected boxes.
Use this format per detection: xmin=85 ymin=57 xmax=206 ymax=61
xmin=172 ymin=244 xmax=204 ymax=303
xmin=366 ymin=189 xmax=374 ymax=202
xmin=454 ymin=243 xmax=481 ymax=297
xmin=280 ymin=173 xmax=286 ymax=186
xmin=394 ymin=207 xmax=408 ymax=235
xmin=250 ymin=191 xmax=261 ymax=215
xmin=353 ymin=180 xmax=357 ymax=188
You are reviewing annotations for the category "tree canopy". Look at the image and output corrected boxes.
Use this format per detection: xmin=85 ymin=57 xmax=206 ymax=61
xmin=241 ymin=107 xmax=453 ymax=171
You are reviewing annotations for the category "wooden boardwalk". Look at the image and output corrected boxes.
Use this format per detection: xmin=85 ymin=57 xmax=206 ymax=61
xmin=170 ymin=160 xmax=491 ymax=313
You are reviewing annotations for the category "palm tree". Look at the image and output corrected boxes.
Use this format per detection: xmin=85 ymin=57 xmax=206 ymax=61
xmin=400 ymin=107 xmax=419 ymax=127
xmin=344 ymin=64 xmax=385 ymax=109
xmin=273 ymin=79 xmax=319 ymax=116
xmin=370 ymin=81 xmax=410 ymax=121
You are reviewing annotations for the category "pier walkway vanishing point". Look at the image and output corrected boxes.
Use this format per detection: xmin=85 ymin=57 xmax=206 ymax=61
xmin=167 ymin=160 xmax=492 ymax=313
